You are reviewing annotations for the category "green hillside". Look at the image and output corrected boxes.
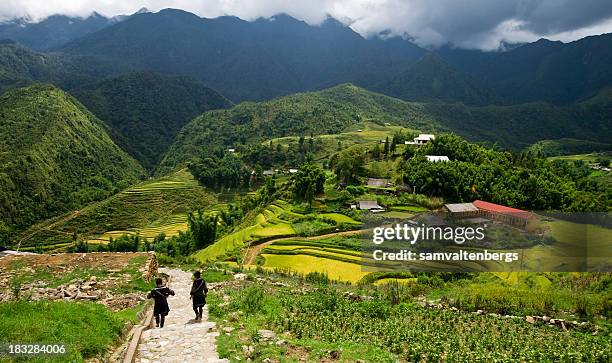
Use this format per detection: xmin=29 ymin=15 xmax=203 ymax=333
xmin=525 ymin=139 xmax=612 ymax=157
xmin=160 ymin=83 xmax=612 ymax=173
xmin=0 ymin=41 xmax=69 ymax=92
xmin=0 ymin=84 xmax=145 ymax=241
xmin=71 ymin=71 xmax=232 ymax=170
xmin=14 ymin=169 xmax=217 ymax=251
xmin=158 ymin=84 xmax=441 ymax=173
xmin=364 ymin=53 xmax=497 ymax=105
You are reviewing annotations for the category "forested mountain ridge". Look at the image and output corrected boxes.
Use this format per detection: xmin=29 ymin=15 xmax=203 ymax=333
xmin=157 ymin=84 xmax=441 ymax=173
xmin=54 ymin=8 xmax=612 ymax=105
xmin=159 ymin=83 xmax=612 ymax=174
xmin=362 ymin=53 xmax=498 ymax=105
xmin=60 ymin=9 xmax=428 ymax=102
xmin=0 ymin=12 xmax=121 ymax=51
xmin=70 ymin=71 xmax=233 ymax=170
xmin=0 ymin=84 xmax=145 ymax=241
xmin=442 ymin=34 xmax=612 ymax=104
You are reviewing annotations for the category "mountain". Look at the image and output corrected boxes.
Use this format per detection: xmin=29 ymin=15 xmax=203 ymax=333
xmin=157 ymin=84 xmax=440 ymax=173
xmin=0 ymin=84 xmax=145 ymax=238
xmin=70 ymin=71 xmax=232 ymax=171
xmin=61 ymin=9 xmax=426 ymax=102
xmin=0 ymin=40 xmax=108 ymax=94
xmin=0 ymin=12 xmax=120 ymax=51
xmin=442 ymin=34 xmax=612 ymax=104
xmin=159 ymin=84 xmax=612 ymax=173
xmin=0 ymin=40 xmax=69 ymax=92
xmin=362 ymin=53 xmax=497 ymax=105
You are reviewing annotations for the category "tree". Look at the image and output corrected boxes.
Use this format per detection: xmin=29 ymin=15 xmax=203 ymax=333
xmin=372 ymin=144 xmax=381 ymax=159
xmin=333 ymin=147 xmax=366 ymax=185
xmin=293 ymin=162 xmax=326 ymax=205
xmin=0 ymin=221 xmax=11 ymax=246
xmin=383 ymin=136 xmax=390 ymax=156
xmin=189 ymin=210 xmax=218 ymax=250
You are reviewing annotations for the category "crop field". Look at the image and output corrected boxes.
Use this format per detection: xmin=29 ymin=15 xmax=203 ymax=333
xmin=209 ymin=272 xmax=611 ymax=362
xmin=16 ymin=169 xmax=217 ymax=251
xmin=261 ymin=254 xmax=369 ymax=283
xmin=195 ymin=202 xmax=300 ymax=262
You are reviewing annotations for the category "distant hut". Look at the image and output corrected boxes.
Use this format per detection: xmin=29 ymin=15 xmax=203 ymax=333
xmin=367 ymin=178 xmax=390 ymax=188
xmin=358 ymin=200 xmax=385 ymax=212
xmin=414 ymin=134 xmax=435 ymax=145
xmin=443 ymin=203 xmax=479 ymax=218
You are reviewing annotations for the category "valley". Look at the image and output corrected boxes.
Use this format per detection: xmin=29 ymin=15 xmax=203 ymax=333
xmin=0 ymin=5 xmax=610 ymax=362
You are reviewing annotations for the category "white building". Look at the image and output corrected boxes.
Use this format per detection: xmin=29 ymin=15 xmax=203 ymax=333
xmin=426 ymin=155 xmax=449 ymax=162
xmin=414 ymin=134 xmax=435 ymax=145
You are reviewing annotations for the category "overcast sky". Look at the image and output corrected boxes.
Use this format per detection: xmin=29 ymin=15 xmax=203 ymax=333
xmin=2 ymin=0 xmax=612 ymax=50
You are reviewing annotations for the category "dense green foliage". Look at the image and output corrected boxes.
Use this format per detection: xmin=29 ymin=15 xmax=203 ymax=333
xmin=292 ymin=163 xmax=326 ymax=204
xmin=402 ymin=134 xmax=610 ymax=211
xmin=525 ymin=138 xmax=612 ymax=157
xmin=161 ymin=84 xmax=612 ymax=174
xmin=158 ymin=84 xmax=440 ymax=173
xmin=71 ymin=71 xmax=231 ymax=170
xmin=188 ymin=152 xmax=251 ymax=189
xmin=0 ymin=84 xmax=145 ymax=238
xmin=0 ymin=42 xmax=75 ymax=93
xmin=421 ymin=97 xmax=612 ymax=149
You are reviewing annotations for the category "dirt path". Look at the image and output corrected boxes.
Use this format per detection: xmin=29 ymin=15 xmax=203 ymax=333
xmin=135 ymin=268 xmax=228 ymax=363
xmin=243 ymin=229 xmax=366 ymax=265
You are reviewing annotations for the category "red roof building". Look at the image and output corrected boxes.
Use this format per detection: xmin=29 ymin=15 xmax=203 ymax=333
xmin=473 ymin=200 xmax=532 ymax=226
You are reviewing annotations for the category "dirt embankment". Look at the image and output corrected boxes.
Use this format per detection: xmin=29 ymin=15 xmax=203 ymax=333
xmin=0 ymin=252 xmax=158 ymax=311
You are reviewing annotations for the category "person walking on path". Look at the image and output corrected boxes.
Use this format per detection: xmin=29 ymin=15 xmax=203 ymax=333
xmin=190 ymin=271 xmax=208 ymax=320
xmin=147 ymin=277 xmax=175 ymax=328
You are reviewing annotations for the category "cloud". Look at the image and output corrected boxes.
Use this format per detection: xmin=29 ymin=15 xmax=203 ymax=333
xmin=1 ymin=0 xmax=612 ymax=50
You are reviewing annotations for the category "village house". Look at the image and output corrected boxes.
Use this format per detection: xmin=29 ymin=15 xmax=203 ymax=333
xmin=473 ymin=200 xmax=532 ymax=228
xmin=263 ymin=170 xmax=274 ymax=176
xmin=405 ymin=133 xmax=435 ymax=146
xmin=414 ymin=134 xmax=435 ymax=145
xmin=443 ymin=203 xmax=479 ymax=218
xmin=367 ymin=178 xmax=391 ymax=188
xmin=358 ymin=200 xmax=385 ymax=212
xmin=426 ymin=155 xmax=449 ymax=162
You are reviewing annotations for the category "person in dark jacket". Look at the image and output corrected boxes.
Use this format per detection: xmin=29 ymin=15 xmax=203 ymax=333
xmin=147 ymin=277 xmax=175 ymax=328
xmin=190 ymin=271 xmax=208 ymax=320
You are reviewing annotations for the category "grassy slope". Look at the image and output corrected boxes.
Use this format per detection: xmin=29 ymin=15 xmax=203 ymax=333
xmin=15 ymin=169 xmax=216 ymax=251
xmin=0 ymin=84 xmax=145 ymax=236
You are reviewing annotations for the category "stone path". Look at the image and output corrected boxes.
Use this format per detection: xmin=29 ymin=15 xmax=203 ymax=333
xmin=135 ymin=268 xmax=228 ymax=363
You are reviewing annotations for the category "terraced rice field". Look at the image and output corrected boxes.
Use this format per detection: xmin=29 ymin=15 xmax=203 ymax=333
xmin=261 ymin=254 xmax=369 ymax=283
xmin=195 ymin=201 xmax=300 ymax=262
xmin=18 ymin=169 xmax=217 ymax=251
